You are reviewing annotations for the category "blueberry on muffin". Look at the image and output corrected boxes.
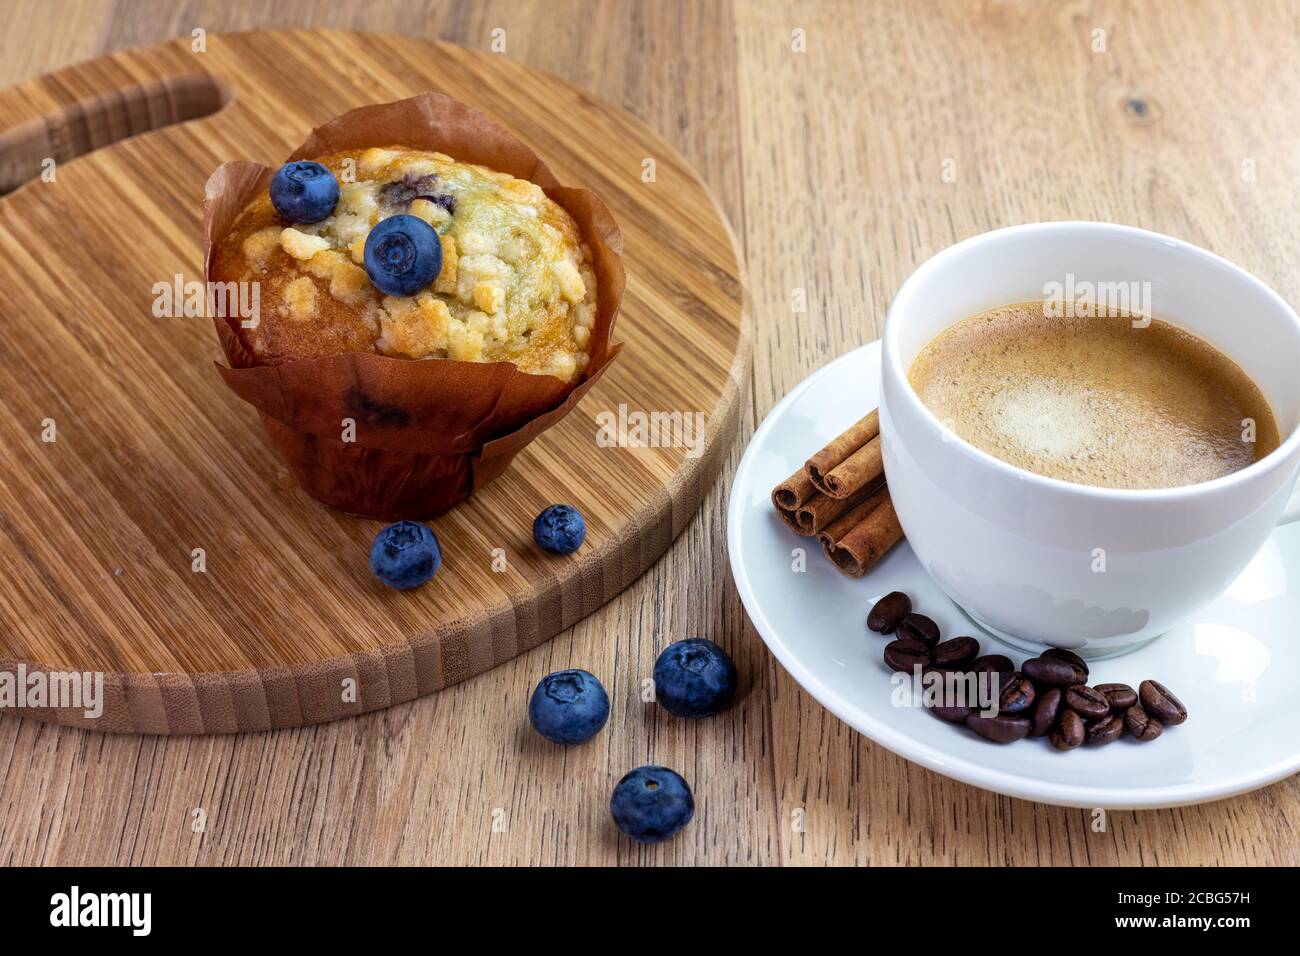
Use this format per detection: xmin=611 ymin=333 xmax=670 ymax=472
xmin=211 ymin=146 xmax=600 ymax=382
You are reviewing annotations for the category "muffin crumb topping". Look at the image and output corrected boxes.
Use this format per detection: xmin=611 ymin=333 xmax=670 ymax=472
xmin=213 ymin=146 xmax=597 ymax=380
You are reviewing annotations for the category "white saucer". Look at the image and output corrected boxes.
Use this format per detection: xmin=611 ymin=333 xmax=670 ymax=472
xmin=728 ymin=341 xmax=1300 ymax=808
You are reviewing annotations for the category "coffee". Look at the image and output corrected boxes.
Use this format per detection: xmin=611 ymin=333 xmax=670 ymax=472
xmin=865 ymin=590 xmax=1189 ymax=752
xmin=908 ymin=302 xmax=1280 ymax=489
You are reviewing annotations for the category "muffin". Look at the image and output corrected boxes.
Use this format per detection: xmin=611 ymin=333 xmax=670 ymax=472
xmin=211 ymin=147 xmax=599 ymax=383
xmin=203 ymin=93 xmax=624 ymax=519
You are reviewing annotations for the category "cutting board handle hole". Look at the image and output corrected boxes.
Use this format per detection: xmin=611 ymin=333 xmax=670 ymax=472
xmin=0 ymin=73 xmax=233 ymax=195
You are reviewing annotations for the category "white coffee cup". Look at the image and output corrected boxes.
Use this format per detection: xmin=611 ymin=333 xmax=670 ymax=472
xmin=879 ymin=222 xmax=1300 ymax=657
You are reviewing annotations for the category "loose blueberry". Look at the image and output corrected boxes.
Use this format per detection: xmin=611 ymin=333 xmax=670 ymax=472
xmin=533 ymin=504 xmax=586 ymax=555
xmin=369 ymin=521 xmax=441 ymax=589
xmin=363 ymin=214 xmax=443 ymax=297
xmin=528 ymin=669 xmax=609 ymax=744
xmin=653 ymin=638 xmax=738 ymax=717
xmin=269 ymin=161 xmax=339 ymax=224
xmin=609 ymin=766 xmax=695 ymax=844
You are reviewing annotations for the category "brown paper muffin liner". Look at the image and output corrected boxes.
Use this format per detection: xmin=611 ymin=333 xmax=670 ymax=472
xmin=202 ymin=92 xmax=624 ymax=519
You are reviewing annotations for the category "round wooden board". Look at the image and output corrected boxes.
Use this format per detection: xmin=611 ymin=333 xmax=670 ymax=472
xmin=0 ymin=30 xmax=748 ymax=734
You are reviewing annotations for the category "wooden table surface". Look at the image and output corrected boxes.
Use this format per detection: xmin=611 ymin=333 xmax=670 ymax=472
xmin=3 ymin=0 xmax=1299 ymax=866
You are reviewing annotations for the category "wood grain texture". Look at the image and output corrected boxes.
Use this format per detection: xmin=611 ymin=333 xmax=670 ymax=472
xmin=2 ymin=0 xmax=1300 ymax=865
xmin=0 ymin=31 xmax=747 ymax=733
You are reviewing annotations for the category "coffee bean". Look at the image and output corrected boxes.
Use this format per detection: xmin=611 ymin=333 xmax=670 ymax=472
xmin=1065 ymin=685 xmax=1110 ymax=720
xmin=921 ymin=665 xmax=967 ymax=684
xmin=926 ymin=702 xmax=973 ymax=723
xmin=970 ymin=656 xmax=1017 ymax=695
xmin=1042 ymin=646 xmax=1090 ymax=678
xmin=1050 ymin=709 xmax=1085 ymax=750
xmin=1139 ymin=680 xmax=1187 ymax=726
xmin=922 ymin=669 xmax=975 ymax=711
xmin=932 ymin=636 xmax=979 ymax=669
xmin=970 ymin=654 xmax=1014 ymax=676
xmin=883 ymin=638 xmax=931 ymax=673
xmin=965 ymin=712 xmax=1032 ymax=744
xmin=896 ymin=612 xmax=940 ymax=646
xmin=1084 ymin=713 xmax=1125 ymax=746
xmin=863 ymin=595 xmax=1182 ymax=753
xmin=1124 ymin=704 xmax=1163 ymax=741
xmin=1030 ymin=686 xmax=1063 ymax=737
xmin=1022 ymin=655 xmax=1088 ymax=687
xmin=1096 ymin=682 xmax=1138 ymax=712
xmin=998 ymin=673 xmax=1036 ymax=715
xmin=921 ymin=663 xmax=961 ymax=676
xmin=867 ymin=591 xmax=911 ymax=634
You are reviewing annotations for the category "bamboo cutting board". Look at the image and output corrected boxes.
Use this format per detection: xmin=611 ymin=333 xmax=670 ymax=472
xmin=0 ymin=30 xmax=748 ymax=734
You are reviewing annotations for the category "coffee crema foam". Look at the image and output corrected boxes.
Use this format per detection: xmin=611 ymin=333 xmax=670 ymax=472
xmin=907 ymin=302 xmax=1280 ymax=490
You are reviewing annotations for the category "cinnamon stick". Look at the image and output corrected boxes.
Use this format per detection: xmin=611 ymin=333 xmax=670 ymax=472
xmin=820 ymin=434 xmax=883 ymax=499
xmin=773 ymin=502 xmax=807 ymax=535
xmin=806 ymin=408 xmax=889 ymax=496
xmin=816 ymin=482 xmax=889 ymax=550
xmin=772 ymin=467 xmax=818 ymax=511
xmin=794 ymin=482 xmax=878 ymax=535
xmin=825 ymin=496 xmax=904 ymax=578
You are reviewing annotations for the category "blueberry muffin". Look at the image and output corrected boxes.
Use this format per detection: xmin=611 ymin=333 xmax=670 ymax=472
xmin=210 ymin=146 xmax=599 ymax=382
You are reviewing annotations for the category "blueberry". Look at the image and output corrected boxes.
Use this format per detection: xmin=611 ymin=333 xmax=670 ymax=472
xmin=363 ymin=214 xmax=443 ymax=297
xmin=379 ymin=173 xmax=457 ymax=215
xmin=528 ymin=669 xmax=609 ymax=744
xmin=609 ymin=766 xmax=695 ymax=844
xmin=533 ymin=504 xmax=586 ymax=554
xmin=269 ymin=161 xmax=339 ymax=224
xmin=653 ymin=638 xmax=737 ymax=717
xmin=369 ymin=521 xmax=441 ymax=589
